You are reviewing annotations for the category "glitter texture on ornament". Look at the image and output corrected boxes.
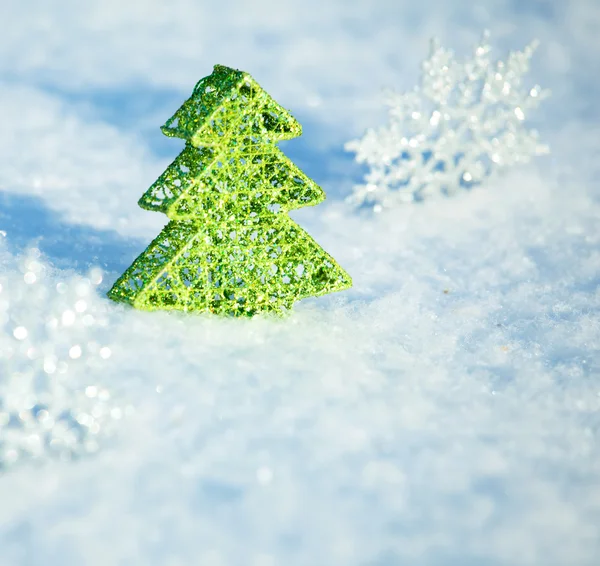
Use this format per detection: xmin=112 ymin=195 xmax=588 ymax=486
xmin=345 ymin=32 xmax=551 ymax=209
xmin=0 ymin=246 xmax=125 ymax=471
xmin=108 ymin=64 xmax=352 ymax=316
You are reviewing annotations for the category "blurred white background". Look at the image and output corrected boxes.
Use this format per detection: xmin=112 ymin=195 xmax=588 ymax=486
xmin=0 ymin=1 xmax=599 ymax=565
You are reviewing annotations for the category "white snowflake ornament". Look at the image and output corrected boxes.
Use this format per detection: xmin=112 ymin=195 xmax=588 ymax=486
xmin=346 ymin=32 xmax=550 ymax=209
xmin=0 ymin=244 xmax=128 ymax=471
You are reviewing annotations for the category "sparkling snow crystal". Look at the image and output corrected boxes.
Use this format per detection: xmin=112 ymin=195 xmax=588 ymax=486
xmin=345 ymin=32 xmax=551 ymax=209
xmin=0 ymin=244 xmax=124 ymax=471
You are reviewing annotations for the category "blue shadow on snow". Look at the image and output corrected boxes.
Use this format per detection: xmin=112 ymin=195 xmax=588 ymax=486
xmin=0 ymin=191 xmax=144 ymax=275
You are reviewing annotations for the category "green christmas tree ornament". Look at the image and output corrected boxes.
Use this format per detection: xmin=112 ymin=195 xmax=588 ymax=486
xmin=108 ymin=64 xmax=352 ymax=316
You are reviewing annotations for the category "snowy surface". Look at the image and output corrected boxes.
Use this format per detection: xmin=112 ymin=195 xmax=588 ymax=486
xmin=1 ymin=1 xmax=600 ymax=565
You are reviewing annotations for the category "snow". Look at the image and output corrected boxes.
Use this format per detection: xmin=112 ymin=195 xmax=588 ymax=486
xmin=1 ymin=1 xmax=600 ymax=565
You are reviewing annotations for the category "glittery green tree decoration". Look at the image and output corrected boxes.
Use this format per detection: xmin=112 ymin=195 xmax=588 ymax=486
xmin=108 ymin=64 xmax=352 ymax=316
